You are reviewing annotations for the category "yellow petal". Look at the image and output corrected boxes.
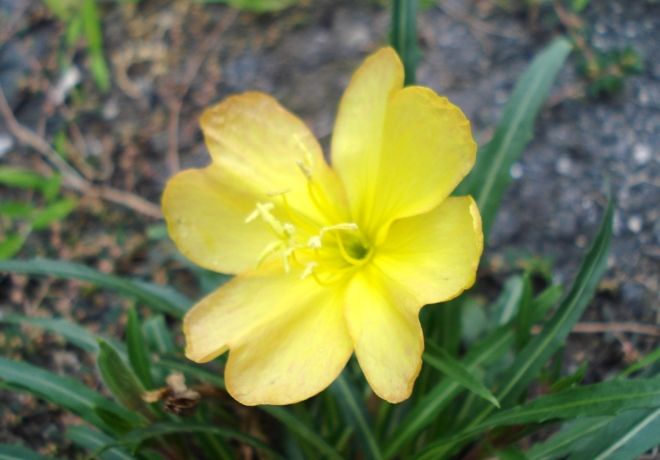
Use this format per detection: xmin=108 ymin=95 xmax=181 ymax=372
xmin=162 ymin=165 xmax=274 ymax=274
xmin=331 ymin=48 xmax=404 ymax=229
xmin=331 ymin=48 xmax=476 ymax=241
xmin=344 ymin=269 xmax=423 ymax=403
xmin=201 ymin=92 xmax=347 ymax=225
xmin=183 ymin=268 xmax=326 ymax=363
xmin=373 ymin=196 xmax=483 ymax=310
xmin=224 ymin=282 xmax=352 ymax=405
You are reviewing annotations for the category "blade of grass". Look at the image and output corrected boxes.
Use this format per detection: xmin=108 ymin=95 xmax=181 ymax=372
xmin=0 ymin=445 xmax=53 ymax=460
xmin=0 ymin=357 xmax=140 ymax=432
xmin=329 ymin=374 xmax=383 ymax=460
xmin=421 ymin=198 xmax=613 ymax=457
xmin=423 ymin=343 xmax=499 ymax=408
xmin=568 ymin=407 xmax=660 ymax=460
xmin=389 ymin=0 xmax=419 ymax=85
xmin=457 ymin=38 xmax=572 ymax=238
xmin=0 ymin=258 xmax=191 ymax=317
xmin=263 ymin=407 xmax=344 ymax=460
xmin=126 ymin=308 xmax=153 ymax=389
xmin=418 ymin=376 xmax=660 ymax=459
xmin=526 ymin=418 xmax=610 ymax=460
xmin=67 ymin=426 xmax=136 ymax=460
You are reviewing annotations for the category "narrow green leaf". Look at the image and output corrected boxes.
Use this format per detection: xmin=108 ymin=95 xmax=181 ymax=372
xmin=223 ymin=0 xmax=297 ymax=13
xmin=619 ymin=347 xmax=660 ymax=378
xmin=0 ymin=167 xmax=54 ymax=192
xmin=0 ymin=201 xmax=34 ymax=218
xmin=514 ymin=272 xmax=534 ymax=347
xmin=0 ymin=313 xmax=97 ymax=351
xmin=421 ymin=199 xmax=613 ymax=458
xmin=389 ymin=0 xmax=419 ymax=85
xmin=418 ymin=377 xmax=660 ymax=459
xmin=330 ymin=374 xmax=383 ymax=460
xmin=383 ymin=327 xmax=514 ymax=458
xmin=568 ymin=407 xmax=660 ymax=460
xmin=97 ymin=340 xmax=153 ymax=418
xmin=0 ymin=357 xmax=139 ymax=430
xmin=0 ymin=445 xmax=51 ymax=460
xmin=423 ymin=344 xmax=499 ymax=408
xmin=30 ymin=197 xmax=77 ymax=229
xmin=0 ymin=258 xmax=191 ymax=317
xmin=263 ymin=407 xmax=344 ymax=460
xmin=457 ymin=38 xmax=572 ymax=238
xmin=384 ymin=285 xmax=561 ymax=458
xmin=142 ymin=315 xmax=177 ymax=354
xmin=0 ymin=233 xmax=27 ymax=260
xmin=126 ymin=308 xmax=153 ymax=389
xmin=66 ymin=426 xmax=136 ymax=460
xmin=116 ymin=422 xmax=285 ymax=460
xmin=81 ymin=0 xmax=110 ymax=91
xmin=526 ymin=418 xmax=610 ymax=460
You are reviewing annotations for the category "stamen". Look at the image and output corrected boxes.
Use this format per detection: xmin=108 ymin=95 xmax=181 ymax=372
xmin=300 ymin=261 xmax=318 ymax=280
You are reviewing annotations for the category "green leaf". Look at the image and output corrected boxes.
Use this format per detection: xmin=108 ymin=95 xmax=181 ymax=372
xmin=568 ymin=407 xmax=660 ymax=460
xmin=0 ymin=258 xmax=191 ymax=317
xmin=619 ymin=346 xmax=660 ymax=378
xmin=383 ymin=327 xmax=514 ymax=458
xmin=126 ymin=308 xmax=153 ymax=389
xmin=423 ymin=344 xmax=500 ymax=408
xmin=0 ymin=357 xmax=139 ymax=431
xmin=0 ymin=313 xmax=101 ymax=352
xmin=223 ymin=0 xmax=297 ymax=13
xmin=457 ymin=38 xmax=572 ymax=238
xmin=0 ymin=444 xmax=52 ymax=460
xmin=0 ymin=201 xmax=34 ymax=218
xmin=263 ymin=407 xmax=344 ymax=460
xmin=418 ymin=377 xmax=660 ymax=459
xmin=493 ymin=199 xmax=613 ymax=406
xmin=0 ymin=233 xmax=27 ymax=260
xmin=389 ymin=0 xmax=419 ymax=85
xmin=526 ymin=418 xmax=610 ymax=460
xmin=514 ymin=271 xmax=534 ymax=347
xmin=81 ymin=0 xmax=110 ymax=91
xmin=329 ymin=374 xmax=383 ymax=460
xmin=66 ymin=426 xmax=136 ymax=460
xmin=422 ymin=199 xmax=613 ymax=458
xmin=97 ymin=340 xmax=153 ymax=418
xmin=0 ymin=167 xmax=56 ymax=194
xmin=116 ymin=422 xmax=285 ymax=459
xmin=30 ymin=197 xmax=77 ymax=229
xmin=143 ymin=315 xmax=177 ymax=354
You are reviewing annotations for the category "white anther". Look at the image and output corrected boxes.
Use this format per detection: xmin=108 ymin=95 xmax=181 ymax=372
xmin=282 ymin=222 xmax=296 ymax=237
xmin=307 ymin=235 xmax=322 ymax=249
xmin=320 ymin=223 xmax=359 ymax=236
xmin=300 ymin=262 xmax=318 ymax=280
xmin=296 ymin=160 xmax=313 ymax=180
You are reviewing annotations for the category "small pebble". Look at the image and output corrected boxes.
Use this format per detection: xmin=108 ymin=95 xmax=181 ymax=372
xmin=510 ymin=162 xmax=523 ymax=179
xmin=633 ymin=144 xmax=652 ymax=164
xmin=0 ymin=134 xmax=13 ymax=158
xmin=627 ymin=215 xmax=643 ymax=233
xmin=556 ymin=156 xmax=573 ymax=175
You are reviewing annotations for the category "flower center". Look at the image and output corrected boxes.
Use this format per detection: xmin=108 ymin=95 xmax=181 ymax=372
xmin=245 ymin=157 xmax=372 ymax=284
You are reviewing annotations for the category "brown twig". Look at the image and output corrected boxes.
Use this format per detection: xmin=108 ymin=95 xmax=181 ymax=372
xmin=571 ymin=322 xmax=660 ymax=337
xmin=164 ymin=9 xmax=238 ymax=175
xmin=533 ymin=321 xmax=660 ymax=337
xmin=0 ymin=85 xmax=162 ymax=219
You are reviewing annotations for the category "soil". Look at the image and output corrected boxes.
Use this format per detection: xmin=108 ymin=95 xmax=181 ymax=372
xmin=0 ymin=0 xmax=658 ymax=457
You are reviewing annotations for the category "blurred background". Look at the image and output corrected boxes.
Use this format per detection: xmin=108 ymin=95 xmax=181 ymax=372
xmin=0 ymin=0 xmax=658 ymax=456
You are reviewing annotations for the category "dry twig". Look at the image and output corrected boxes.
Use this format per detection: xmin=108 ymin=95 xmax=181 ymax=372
xmin=0 ymin=85 xmax=162 ymax=219
xmin=165 ymin=9 xmax=238 ymax=174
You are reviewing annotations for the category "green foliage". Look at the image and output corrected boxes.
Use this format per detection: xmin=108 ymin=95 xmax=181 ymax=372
xmin=390 ymin=0 xmax=420 ymax=85
xmin=41 ymin=0 xmax=110 ymax=91
xmin=0 ymin=168 xmax=76 ymax=259
xmin=194 ymin=0 xmax=297 ymax=12
xmin=457 ymin=38 xmax=572 ymax=238
xmin=0 ymin=444 xmax=51 ymax=460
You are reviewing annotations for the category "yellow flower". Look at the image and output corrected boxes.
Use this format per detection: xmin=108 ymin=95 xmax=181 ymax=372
xmin=162 ymin=48 xmax=483 ymax=405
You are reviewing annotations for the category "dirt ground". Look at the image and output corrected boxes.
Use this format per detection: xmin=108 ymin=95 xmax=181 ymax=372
xmin=0 ymin=0 xmax=658 ymax=456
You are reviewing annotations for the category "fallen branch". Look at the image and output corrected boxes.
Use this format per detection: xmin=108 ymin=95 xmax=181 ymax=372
xmin=533 ymin=321 xmax=660 ymax=337
xmin=0 ymin=85 xmax=162 ymax=219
